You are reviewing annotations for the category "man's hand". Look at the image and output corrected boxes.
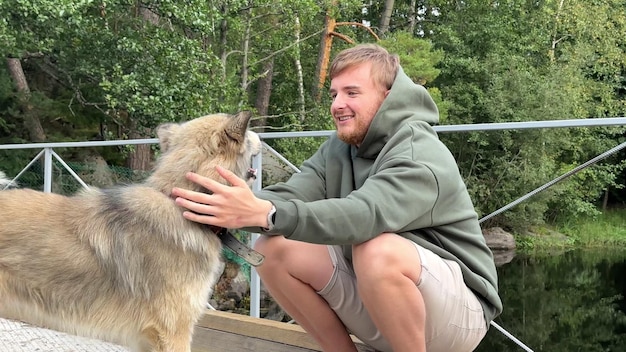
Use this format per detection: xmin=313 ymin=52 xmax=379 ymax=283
xmin=172 ymin=166 xmax=273 ymax=229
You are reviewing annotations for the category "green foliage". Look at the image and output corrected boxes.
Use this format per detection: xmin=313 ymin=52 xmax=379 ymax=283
xmin=377 ymin=32 xmax=449 ymax=122
xmin=379 ymin=31 xmax=443 ymax=85
xmin=98 ymin=27 xmax=231 ymax=123
xmin=426 ymin=0 xmax=626 ymax=231
xmin=0 ymin=0 xmax=625 ymax=233
xmin=554 ymin=207 xmax=626 ymax=246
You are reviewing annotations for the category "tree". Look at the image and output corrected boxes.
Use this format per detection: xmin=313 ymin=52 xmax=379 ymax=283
xmin=0 ymin=0 xmax=624 ymax=230
xmin=6 ymin=58 xmax=46 ymax=142
xmin=414 ymin=0 xmax=626 ymax=228
xmin=379 ymin=0 xmax=395 ymax=36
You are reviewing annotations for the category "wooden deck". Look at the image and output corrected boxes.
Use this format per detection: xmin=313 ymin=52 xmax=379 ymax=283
xmin=1 ymin=310 xmax=376 ymax=352
xmin=194 ymin=310 xmax=376 ymax=352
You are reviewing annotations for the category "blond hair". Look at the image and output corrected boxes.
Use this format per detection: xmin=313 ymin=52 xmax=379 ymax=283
xmin=329 ymin=43 xmax=399 ymax=90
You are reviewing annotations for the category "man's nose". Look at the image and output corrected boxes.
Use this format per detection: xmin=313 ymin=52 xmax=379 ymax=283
xmin=331 ymin=93 xmax=347 ymax=110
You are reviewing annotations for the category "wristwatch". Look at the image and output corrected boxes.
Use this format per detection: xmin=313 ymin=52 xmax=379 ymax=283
xmin=264 ymin=204 xmax=277 ymax=231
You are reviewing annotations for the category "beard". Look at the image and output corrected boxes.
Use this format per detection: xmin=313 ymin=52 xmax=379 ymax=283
xmin=336 ymin=123 xmax=368 ymax=146
xmin=334 ymin=105 xmax=381 ymax=146
xmin=333 ymin=90 xmax=386 ymax=146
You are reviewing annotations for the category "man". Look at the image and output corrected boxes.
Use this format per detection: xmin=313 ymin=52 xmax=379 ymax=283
xmin=172 ymin=44 xmax=502 ymax=352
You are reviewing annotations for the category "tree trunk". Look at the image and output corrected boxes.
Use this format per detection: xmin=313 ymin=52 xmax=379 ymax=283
xmin=121 ymin=2 xmax=159 ymax=172
xmin=6 ymin=57 xmax=46 ymax=142
xmin=240 ymin=3 xmax=253 ymax=105
xmin=294 ymin=15 xmax=306 ymax=122
xmin=379 ymin=0 xmax=395 ymax=37
xmin=314 ymin=3 xmax=337 ymax=101
xmin=253 ymin=59 xmax=274 ymax=131
xmin=407 ymin=0 xmax=417 ymax=34
xmin=549 ymin=0 xmax=566 ymax=62
xmin=127 ymin=143 xmax=152 ymax=171
xmin=219 ymin=3 xmax=229 ymax=79
xmin=126 ymin=119 xmax=152 ymax=171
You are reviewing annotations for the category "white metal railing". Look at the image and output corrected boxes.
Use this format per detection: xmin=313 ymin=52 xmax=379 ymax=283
xmin=2 ymin=117 xmax=626 ymax=310
xmin=2 ymin=117 xmax=626 ymax=351
xmin=3 ymin=117 xmax=625 ymax=192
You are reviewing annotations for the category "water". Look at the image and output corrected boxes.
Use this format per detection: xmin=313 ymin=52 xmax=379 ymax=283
xmin=476 ymin=248 xmax=626 ymax=351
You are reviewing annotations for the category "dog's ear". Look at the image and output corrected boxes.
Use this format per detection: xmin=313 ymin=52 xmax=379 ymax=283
xmin=225 ymin=111 xmax=252 ymax=143
xmin=156 ymin=123 xmax=181 ymax=153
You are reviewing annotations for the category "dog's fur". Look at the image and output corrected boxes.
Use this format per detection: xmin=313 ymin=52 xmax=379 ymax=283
xmin=0 ymin=112 xmax=262 ymax=352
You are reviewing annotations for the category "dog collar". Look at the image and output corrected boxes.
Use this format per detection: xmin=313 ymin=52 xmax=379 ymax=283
xmin=214 ymin=227 xmax=265 ymax=267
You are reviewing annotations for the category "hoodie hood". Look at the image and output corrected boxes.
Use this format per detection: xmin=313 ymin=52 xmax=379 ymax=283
xmin=356 ymin=66 xmax=440 ymax=159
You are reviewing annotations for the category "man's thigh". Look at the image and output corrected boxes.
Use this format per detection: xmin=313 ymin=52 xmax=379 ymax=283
xmin=414 ymin=243 xmax=487 ymax=351
xmin=317 ymin=239 xmax=487 ymax=352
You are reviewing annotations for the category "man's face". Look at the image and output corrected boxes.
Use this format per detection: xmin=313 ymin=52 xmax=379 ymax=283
xmin=329 ymin=62 xmax=389 ymax=146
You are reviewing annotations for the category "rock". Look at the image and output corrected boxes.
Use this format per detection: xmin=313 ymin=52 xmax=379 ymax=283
xmin=261 ymin=149 xmax=294 ymax=184
xmin=491 ymin=249 xmax=516 ymax=266
xmin=482 ymin=227 xmax=516 ymax=250
xmin=78 ymin=153 xmax=116 ymax=187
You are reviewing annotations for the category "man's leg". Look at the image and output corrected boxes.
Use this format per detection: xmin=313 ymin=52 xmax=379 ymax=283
xmin=352 ymin=233 xmax=426 ymax=352
xmin=253 ymin=235 xmax=358 ymax=352
xmin=352 ymin=233 xmax=488 ymax=352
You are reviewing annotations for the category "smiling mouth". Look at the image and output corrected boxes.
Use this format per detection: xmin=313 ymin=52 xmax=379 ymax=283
xmin=336 ymin=115 xmax=353 ymax=121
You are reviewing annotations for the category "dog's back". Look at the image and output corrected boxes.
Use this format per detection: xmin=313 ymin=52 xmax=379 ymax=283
xmin=0 ymin=111 xmax=262 ymax=352
xmin=0 ymin=186 xmax=220 ymax=349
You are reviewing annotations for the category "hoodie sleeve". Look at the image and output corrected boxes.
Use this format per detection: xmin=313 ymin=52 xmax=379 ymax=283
xmin=256 ymin=140 xmax=330 ymax=203
xmin=240 ymin=140 xmax=332 ymax=234
xmin=258 ymin=125 xmax=466 ymax=245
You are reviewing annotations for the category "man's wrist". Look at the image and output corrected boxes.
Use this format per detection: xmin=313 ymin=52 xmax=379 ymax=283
xmin=263 ymin=204 xmax=277 ymax=231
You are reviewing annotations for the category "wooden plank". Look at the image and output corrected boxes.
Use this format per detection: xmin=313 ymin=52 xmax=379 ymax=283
xmin=195 ymin=310 xmax=319 ymax=350
xmin=192 ymin=310 xmax=376 ymax=352
xmin=192 ymin=325 xmax=318 ymax=352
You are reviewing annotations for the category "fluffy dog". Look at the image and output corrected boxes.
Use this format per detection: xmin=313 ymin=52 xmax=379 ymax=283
xmin=0 ymin=111 xmax=262 ymax=352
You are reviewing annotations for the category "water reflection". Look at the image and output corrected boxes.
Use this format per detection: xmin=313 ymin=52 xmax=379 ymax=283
xmin=476 ymin=248 xmax=626 ymax=351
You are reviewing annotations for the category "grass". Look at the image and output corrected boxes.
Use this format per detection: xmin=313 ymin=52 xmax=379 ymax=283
xmin=527 ymin=207 xmax=626 ymax=249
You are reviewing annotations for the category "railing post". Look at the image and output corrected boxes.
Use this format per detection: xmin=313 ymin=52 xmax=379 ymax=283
xmin=43 ymin=147 xmax=53 ymax=193
xmin=249 ymin=152 xmax=263 ymax=318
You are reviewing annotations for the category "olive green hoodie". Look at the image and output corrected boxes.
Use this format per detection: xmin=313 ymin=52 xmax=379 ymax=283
xmin=252 ymin=67 xmax=502 ymax=325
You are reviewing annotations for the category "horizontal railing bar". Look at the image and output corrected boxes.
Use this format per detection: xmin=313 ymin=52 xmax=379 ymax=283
xmin=1 ymin=117 xmax=624 ymax=150
xmin=433 ymin=117 xmax=626 ymax=133
xmin=260 ymin=117 xmax=626 ymax=138
xmin=0 ymin=138 xmax=159 ymax=150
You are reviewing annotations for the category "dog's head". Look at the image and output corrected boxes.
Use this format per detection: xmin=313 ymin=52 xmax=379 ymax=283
xmin=150 ymin=111 xmax=262 ymax=194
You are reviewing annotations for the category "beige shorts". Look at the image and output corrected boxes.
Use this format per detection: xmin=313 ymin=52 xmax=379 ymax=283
xmin=317 ymin=243 xmax=487 ymax=352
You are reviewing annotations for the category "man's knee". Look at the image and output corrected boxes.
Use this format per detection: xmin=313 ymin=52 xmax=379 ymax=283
xmin=353 ymin=233 xmax=422 ymax=283
xmin=254 ymin=237 xmax=334 ymax=289
xmin=353 ymin=233 xmax=397 ymax=261
xmin=252 ymin=236 xmax=289 ymax=279
xmin=254 ymin=235 xmax=305 ymax=261
xmin=353 ymin=233 xmax=420 ymax=265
